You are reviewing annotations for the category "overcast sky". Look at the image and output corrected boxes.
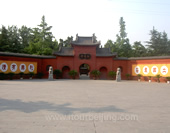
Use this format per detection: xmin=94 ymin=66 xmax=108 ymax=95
xmin=0 ymin=0 xmax=170 ymax=45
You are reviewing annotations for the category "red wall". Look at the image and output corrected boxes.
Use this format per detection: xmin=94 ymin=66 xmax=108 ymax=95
xmin=1 ymin=54 xmax=170 ymax=81
xmin=57 ymin=56 xmax=74 ymax=70
xmin=0 ymin=56 xmax=43 ymax=73
xmin=113 ymin=60 xmax=129 ymax=79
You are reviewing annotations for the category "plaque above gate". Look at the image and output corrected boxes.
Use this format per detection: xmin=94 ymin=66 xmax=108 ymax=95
xmin=79 ymin=54 xmax=91 ymax=59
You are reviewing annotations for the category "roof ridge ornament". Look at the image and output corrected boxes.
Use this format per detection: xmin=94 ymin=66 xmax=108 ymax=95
xmin=92 ymin=33 xmax=97 ymax=43
xmin=76 ymin=33 xmax=78 ymax=41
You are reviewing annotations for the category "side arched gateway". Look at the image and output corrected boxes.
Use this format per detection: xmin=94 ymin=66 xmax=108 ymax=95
xmin=62 ymin=66 xmax=70 ymax=79
xmin=99 ymin=67 xmax=108 ymax=79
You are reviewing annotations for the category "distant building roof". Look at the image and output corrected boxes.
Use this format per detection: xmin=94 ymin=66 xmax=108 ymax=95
xmin=115 ymin=56 xmax=170 ymax=60
xmin=71 ymin=34 xmax=100 ymax=46
xmin=53 ymin=47 xmax=74 ymax=56
xmin=0 ymin=52 xmax=56 ymax=59
xmin=96 ymin=48 xmax=117 ymax=57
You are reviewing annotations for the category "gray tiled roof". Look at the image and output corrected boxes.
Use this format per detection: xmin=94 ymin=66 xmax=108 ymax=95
xmin=96 ymin=48 xmax=117 ymax=57
xmin=71 ymin=36 xmax=100 ymax=46
xmin=115 ymin=56 xmax=170 ymax=60
xmin=0 ymin=52 xmax=56 ymax=59
xmin=53 ymin=47 xmax=74 ymax=56
xmin=78 ymin=37 xmax=93 ymax=44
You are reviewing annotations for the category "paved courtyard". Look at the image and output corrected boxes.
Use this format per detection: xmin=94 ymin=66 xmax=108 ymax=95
xmin=0 ymin=79 xmax=170 ymax=133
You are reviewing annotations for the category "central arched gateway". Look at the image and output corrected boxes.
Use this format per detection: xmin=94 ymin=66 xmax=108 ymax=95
xmin=79 ymin=64 xmax=90 ymax=75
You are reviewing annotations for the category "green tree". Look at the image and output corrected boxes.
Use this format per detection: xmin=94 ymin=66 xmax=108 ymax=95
xmin=132 ymin=41 xmax=146 ymax=57
xmin=63 ymin=36 xmax=73 ymax=47
xmin=146 ymin=27 xmax=170 ymax=56
xmin=112 ymin=17 xmax=132 ymax=57
xmin=119 ymin=17 xmax=127 ymax=39
xmin=104 ymin=40 xmax=116 ymax=52
xmin=58 ymin=36 xmax=73 ymax=48
xmin=24 ymin=28 xmax=41 ymax=54
xmin=25 ymin=15 xmax=58 ymax=55
xmin=19 ymin=25 xmax=32 ymax=52
xmin=7 ymin=25 xmax=21 ymax=52
xmin=0 ymin=25 xmax=10 ymax=51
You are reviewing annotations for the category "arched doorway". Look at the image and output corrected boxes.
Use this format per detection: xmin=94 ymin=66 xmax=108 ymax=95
xmin=100 ymin=67 xmax=108 ymax=79
xmin=62 ymin=66 xmax=70 ymax=79
xmin=118 ymin=66 xmax=123 ymax=72
xmin=79 ymin=64 xmax=90 ymax=79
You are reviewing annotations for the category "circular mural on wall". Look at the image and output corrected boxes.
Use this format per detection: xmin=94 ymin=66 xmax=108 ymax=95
xmin=160 ymin=66 xmax=168 ymax=75
xmin=10 ymin=63 xmax=17 ymax=72
xmin=151 ymin=66 xmax=158 ymax=75
xmin=0 ymin=63 xmax=8 ymax=72
xmin=143 ymin=66 xmax=149 ymax=75
xmin=134 ymin=66 xmax=140 ymax=74
xmin=20 ymin=64 xmax=26 ymax=72
xmin=28 ymin=64 xmax=34 ymax=72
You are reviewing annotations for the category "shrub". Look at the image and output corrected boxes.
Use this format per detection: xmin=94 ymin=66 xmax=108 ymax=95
xmin=19 ymin=72 xmax=24 ymax=78
xmin=29 ymin=72 xmax=35 ymax=78
xmin=37 ymin=72 xmax=44 ymax=79
xmin=125 ymin=73 xmax=131 ymax=80
xmin=108 ymin=71 xmax=116 ymax=80
xmin=69 ymin=70 xmax=78 ymax=79
xmin=0 ymin=72 xmax=5 ymax=80
xmin=137 ymin=74 xmax=142 ymax=79
xmin=166 ymin=77 xmax=170 ymax=81
xmin=8 ymin=72 xmax=15 ymax=80
xmin=91 ymin=70 xmax=101 ymax=79
xmin=53 ymin=69 xmax=62 ymax=79
xmin=148 ymin=76 xmax=152 ymax=80
xmin=155 ymin=74 xmax=161 ymax=83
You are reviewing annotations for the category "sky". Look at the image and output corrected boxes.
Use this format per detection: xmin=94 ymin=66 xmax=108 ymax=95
xmin=0 ymin=0 xmax=170 ymax=46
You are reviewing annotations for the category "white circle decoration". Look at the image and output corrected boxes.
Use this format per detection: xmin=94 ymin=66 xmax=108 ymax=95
xmin=151 ymin=66 xmax=158 ymax=75
xmin=134 ymin=66 xmax=140 ymax=74
xmin=10 ymin=63 xmax=17 ymax=72
xmin=1 ymin=63 xmax=8 ymax=72
xmin=160 ymin=66 xmax=168 ymax=75
xmin=143 ymin=66 xmax=149 ymax=75
xmin=28 ymin=64 xmax=34 ymax=72
xmin=20 ymin=64 xmax=26 ymax=72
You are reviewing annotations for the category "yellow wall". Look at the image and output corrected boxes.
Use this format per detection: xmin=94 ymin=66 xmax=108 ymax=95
xmin=0 ymin=60 xmax=37 ymax=74
xmin=132 ymin=64 xmax=170 ymax=77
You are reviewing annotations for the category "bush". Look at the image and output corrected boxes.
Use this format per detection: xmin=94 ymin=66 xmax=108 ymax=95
xmin=137 ymin=74 xmax=142 ymax=79
xmin=8 ymin=72 xmax=15 ymax=80
xmin=69 ymin=70 xmax=78 ymax=79
xmin=148 ymin=76 xmax=152 ymax=80
xmin=125 ymin=73 xmax=131 ymax=80
xmin=0 ymin=72 xmax=5 ymax=80
xmin=53 ymin=69 xmax=62 ymax=79
xmin=91 ymin=70 xmax=101 ymax=79
xmin=19 ymin=72 xmax=24 ymax=78
xmin=155 ymin=74 xmax=161 ymax=83
xmin=29 ymin=72 xmax=35 ymax=78
xmin=37 ymin=72 xmax=44 ymax=79
xmin=166 ymin=77 xmax=170 ymax=81
xmin=108 ymin=71 xmax=116 ymax=80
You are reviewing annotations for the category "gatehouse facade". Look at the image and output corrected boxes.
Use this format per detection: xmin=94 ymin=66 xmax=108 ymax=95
xmin=0 ymin=34 xmax=170 ymax=81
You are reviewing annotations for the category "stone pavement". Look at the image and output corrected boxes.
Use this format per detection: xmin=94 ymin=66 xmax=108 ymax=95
xmin=0 ymin=79 xmax=170 ymax=133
